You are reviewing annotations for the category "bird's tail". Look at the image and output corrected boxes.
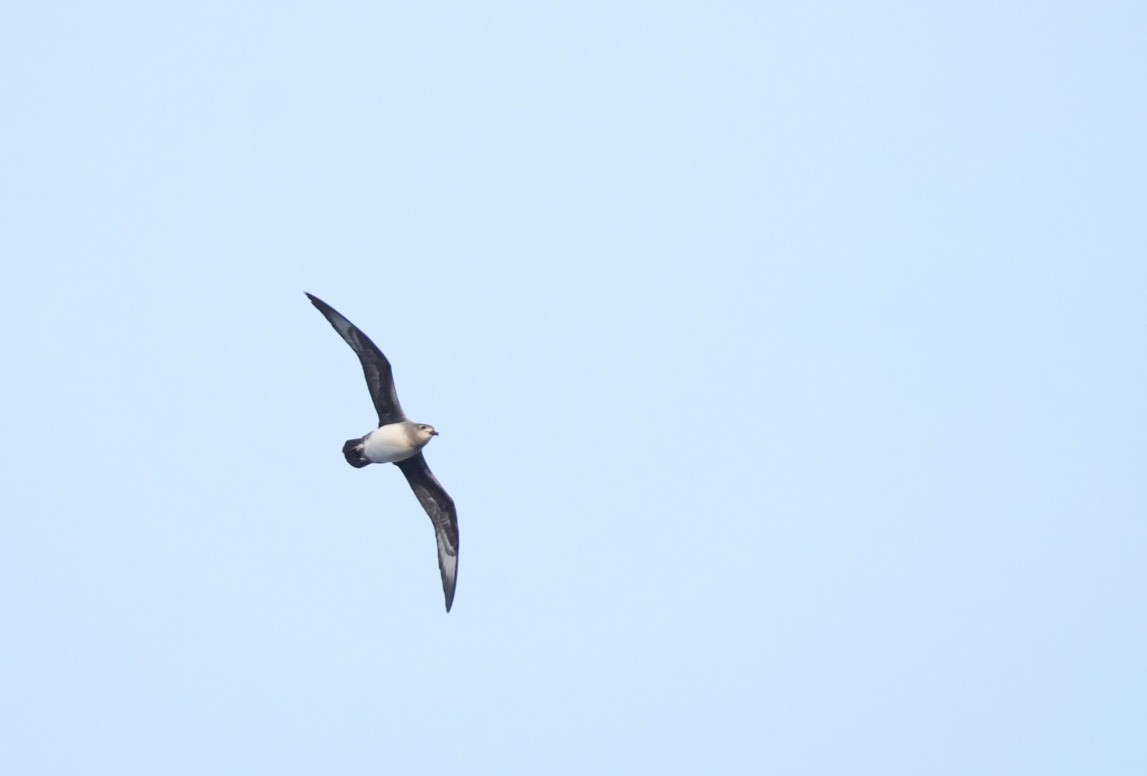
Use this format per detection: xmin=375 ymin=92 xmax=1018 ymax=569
xmin=342 ymin=438 xmax=371 ymax=468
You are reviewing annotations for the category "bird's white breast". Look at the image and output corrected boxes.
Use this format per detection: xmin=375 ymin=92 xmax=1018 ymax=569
xmin=362 ymin=422 xmax=419 ymax=464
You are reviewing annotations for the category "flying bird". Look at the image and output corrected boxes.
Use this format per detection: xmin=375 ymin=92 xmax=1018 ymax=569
xmin=306 ymin=292 xmax=458 ymax=612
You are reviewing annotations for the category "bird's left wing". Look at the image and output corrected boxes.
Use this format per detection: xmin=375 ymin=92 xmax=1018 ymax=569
xmin=394 ymin=452 xmax=459 ymax=612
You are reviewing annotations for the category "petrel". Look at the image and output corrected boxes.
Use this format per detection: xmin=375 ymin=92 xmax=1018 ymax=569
xmin=306 ymin=292 xmax=458 ymax=612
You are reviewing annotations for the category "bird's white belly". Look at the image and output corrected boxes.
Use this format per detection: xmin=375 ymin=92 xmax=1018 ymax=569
xmin=363 ymin=422 xmax=418 ymax=464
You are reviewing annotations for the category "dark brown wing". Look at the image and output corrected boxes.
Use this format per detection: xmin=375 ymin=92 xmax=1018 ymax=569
xmin=394 ymin=452 xmax=459 ymax=612
xmin=306 ymin=293 xmax=406 ymax=426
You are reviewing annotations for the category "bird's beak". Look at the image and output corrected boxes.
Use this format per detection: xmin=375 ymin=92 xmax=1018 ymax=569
xmin=431 ymin=430 xmax=439 ymax=436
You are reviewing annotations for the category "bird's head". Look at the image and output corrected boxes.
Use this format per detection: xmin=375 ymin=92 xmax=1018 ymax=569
xmin=414 ymin=423 xmax=439 ymax=446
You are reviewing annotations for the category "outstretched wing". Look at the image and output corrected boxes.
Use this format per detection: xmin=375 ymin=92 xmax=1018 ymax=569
xmin=306 ymin=293 xmax=406 ymax=426
xmin=394 ymin=452 xmax=459 ymax=612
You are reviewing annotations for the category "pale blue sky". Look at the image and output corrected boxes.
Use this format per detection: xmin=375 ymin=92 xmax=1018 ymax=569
xmin=2 ymin=2 xmax=1145 ymax=774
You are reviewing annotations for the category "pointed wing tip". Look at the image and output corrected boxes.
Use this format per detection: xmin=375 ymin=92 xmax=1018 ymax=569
xmin=441 ymin=559 xmax=458 ymax=613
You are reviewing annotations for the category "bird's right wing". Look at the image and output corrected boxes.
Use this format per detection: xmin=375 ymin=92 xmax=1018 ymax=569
xmin=306 ymin=293 xmax=406 ymax=426
xmin=394 ymin=452 xmax=459 ymax=612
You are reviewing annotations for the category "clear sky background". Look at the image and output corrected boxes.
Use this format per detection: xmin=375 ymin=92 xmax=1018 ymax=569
xmin=2 ymin=2 xmax=1144 ymax=774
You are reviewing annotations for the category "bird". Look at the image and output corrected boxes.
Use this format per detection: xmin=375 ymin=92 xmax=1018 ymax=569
xmin=306 ymin=292 xmax=458 ymax=612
